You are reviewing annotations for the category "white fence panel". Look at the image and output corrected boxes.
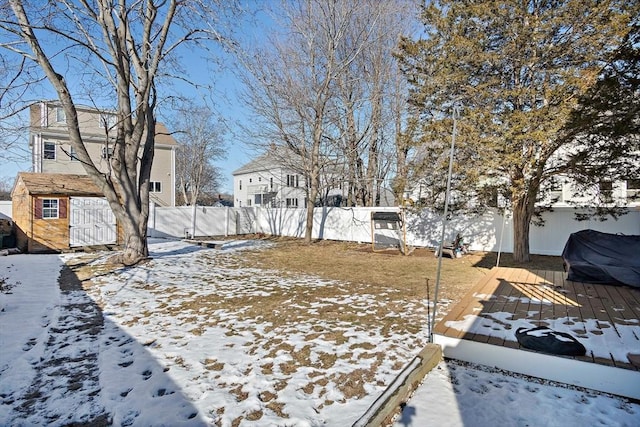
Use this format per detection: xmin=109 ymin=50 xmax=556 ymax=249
xmin=149 ymin=206 xmax=237 ymax=238
xmin=0 ymin=201 xmax=12 ymax=219
xmin=256 ymin=207 xmax=307 ymax=237
xmin=529 ymin=207 xmax=640 ymax=255
xmin=148 ymin=204 xmax=640 ymax=256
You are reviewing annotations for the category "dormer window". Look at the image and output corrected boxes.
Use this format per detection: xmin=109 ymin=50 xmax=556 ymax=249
xmin=56 ymin=107 xmax=66 ymax=123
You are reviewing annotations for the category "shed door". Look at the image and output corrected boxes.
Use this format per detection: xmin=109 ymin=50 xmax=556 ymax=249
xmin=69 ymin=197 xmax=116 ymax=247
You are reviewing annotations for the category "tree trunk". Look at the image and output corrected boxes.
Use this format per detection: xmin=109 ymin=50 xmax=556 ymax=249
xmin=118 ymin=211 xmax=149 ymax=265
xmin=512 ymin=194 xmax=534 ymax=262
xmin=305 ymin=116 xmax=323 ymax=243
xmin=304 ymin=170 xmax=318 ymax=243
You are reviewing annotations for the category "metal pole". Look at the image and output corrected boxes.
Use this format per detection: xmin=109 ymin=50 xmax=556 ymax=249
xmin=430 ymin=105 xmax=459 ymax=343
xmin=496 ymin=208 xmax=507 ymax=267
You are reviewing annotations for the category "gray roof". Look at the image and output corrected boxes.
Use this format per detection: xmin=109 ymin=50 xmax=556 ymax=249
xmin=232 ymin=148 xmax=304 ymax=176
xmin=231 ymin=153 xmax=280 ymax=175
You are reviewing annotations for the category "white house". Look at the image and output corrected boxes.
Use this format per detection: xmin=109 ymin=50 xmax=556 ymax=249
xmin=232 ymin=148 xmax=397 ymax=208
xmin=232 ymin=150 xmax=307 ymax=208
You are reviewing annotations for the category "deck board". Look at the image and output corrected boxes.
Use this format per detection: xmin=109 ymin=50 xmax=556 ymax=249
xmin=434 ymin=267 xmax=639 ymax=373
xmin=433 ymin=267 xmax=503 ymax=338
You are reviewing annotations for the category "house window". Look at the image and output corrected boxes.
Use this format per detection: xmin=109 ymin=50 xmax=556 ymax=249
xmin=42 ymin=198 xmax=59 ymax=219
xmin=102 ymin=146 xmax=114 ymax=159
xmin=549 ymin=178 xmax=564 ymax=203
xmin=258 ymin=177 xmax=262 ymax=182
xmin=239 ymin=180 xmax=242 ymax=190
xmin=249 ymin=178 xmax=253 ymax=183
xmin=247 ymin=199 xmax=252 ymax=207
xmin=69 ymin=146 xmax=78 ymax=161
xmin=55 ymin=107 xmax=66 ymax=123
xmin=286 ymin=174 xmax=299 ymax=187
xmin=627 ymin=179 xmax=640 ymax=201
xmin=286 ymin=198 xmax=298 ymax=208
xmin=270 ymin=177 xmax=273 ymax=190
xmin=599 ymin=181 xmax=613 ymax=203
xmin=44 ymin=142 xmax=56 ymax=160
xmin=100 ymin=113 xmax=117 ymax=129
xmin=255 ymin=194 xmax=262 ymax=205
xmin=150 ymin=181 xmax=162 ymax=193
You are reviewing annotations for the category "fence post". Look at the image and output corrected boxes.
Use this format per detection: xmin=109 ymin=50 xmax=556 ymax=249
xmin=148 ymin=201 xmax=156 ymax=238
xmin=224 ymin=207 xmax=229 ymax=237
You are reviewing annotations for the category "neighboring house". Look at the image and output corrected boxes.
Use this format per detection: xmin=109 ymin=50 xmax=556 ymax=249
xmin=404 ymin=174 xmax=640 ymax=209
xmin=232 ymin=151 xmax=308 ymax=208
xmin=233 ymin=149 xmax=396 ymax=208
xmin=12 ymin=173 xmax=119 ymax=253
xmin=539 ymin=176 xmax=640 ymax=207
xmin=29 ymin=100 xmax=177 ymax=207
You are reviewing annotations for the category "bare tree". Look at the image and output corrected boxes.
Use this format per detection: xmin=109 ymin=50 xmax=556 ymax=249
xmin=332 ymin=1 xmax=416 ymax=207
xmin=0 ymin=177 xmax=12 ymax=200
xmin=239 ymin=0 xmax=417 ymax=242
xmin=0 ymin=1 xmax=232 ymax=264
xmin=171 ymin=101 xmax=226 ymax=237
xmin=172 ymin=102 xmax=226 ymax=207
xmin=239 ymin=0 xmax=370 ymax=242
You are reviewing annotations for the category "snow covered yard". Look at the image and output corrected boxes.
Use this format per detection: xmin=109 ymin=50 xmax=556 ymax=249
xmin=1 ymin=239 xmax=431 ymax=426
xmin=1 ymin=238 xmax=638 ymax=426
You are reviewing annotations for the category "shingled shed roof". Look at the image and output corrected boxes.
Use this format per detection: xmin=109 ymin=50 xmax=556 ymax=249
xmin=12 ymin=173 xmax=104 ymax=197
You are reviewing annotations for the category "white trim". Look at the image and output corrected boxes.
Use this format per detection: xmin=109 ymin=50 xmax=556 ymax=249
xmin=33 ymin=134 xmax=42 ymax=173
xmin=43 ymin=141 xmax=56 ymax=160
xmin=42 ymin=198 xmax=59 ymax=219
xmin=40 ymin=101 xmax=47 ymax=126
xmin=433 ymin=334 xmax=640 ymax=400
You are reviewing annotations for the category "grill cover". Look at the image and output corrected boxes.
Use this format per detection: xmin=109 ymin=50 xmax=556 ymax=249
xmin=562 ymin=229 xmax=640 ymax=287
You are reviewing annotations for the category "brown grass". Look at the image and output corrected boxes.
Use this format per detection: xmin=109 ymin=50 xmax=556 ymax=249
xmin=235 ymin=236 xmax=563 ymax=308
xmin=67 ymin=236 xmax=564 ymax=422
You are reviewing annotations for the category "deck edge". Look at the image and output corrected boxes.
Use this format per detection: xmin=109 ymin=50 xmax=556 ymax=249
xmin=433 ymin=333 xmax=640 ymax=400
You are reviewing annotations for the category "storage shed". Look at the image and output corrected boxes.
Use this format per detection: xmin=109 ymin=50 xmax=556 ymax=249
xmin=12 ymin=173 xmax=118 ymax=253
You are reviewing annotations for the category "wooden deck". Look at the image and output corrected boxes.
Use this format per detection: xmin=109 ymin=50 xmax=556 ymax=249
xmin=433 ymin=267 xmax=640 ymax=399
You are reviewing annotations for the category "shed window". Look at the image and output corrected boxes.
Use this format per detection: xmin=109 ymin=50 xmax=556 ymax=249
xmin=44 ymin=142 xmax=56 ymax=160
xmin=42 ymin=199 xmax=59 ymax=219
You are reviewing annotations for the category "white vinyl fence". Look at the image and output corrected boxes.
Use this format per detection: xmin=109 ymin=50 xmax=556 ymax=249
xmin=0 ymin=201 xmax=12 ymax=219
xmin=148 ymin=204 xmax=640 ymax=256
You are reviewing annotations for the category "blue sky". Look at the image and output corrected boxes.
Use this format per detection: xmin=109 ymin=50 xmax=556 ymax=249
xmin=1 ymin=2 xmax=270 ymax=195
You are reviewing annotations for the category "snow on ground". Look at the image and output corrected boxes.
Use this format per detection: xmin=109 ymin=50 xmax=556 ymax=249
xmin=1 ymin=239 xmax=638 ymax=426
xmin=394 ymin=360 xmax=639 ymax=427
